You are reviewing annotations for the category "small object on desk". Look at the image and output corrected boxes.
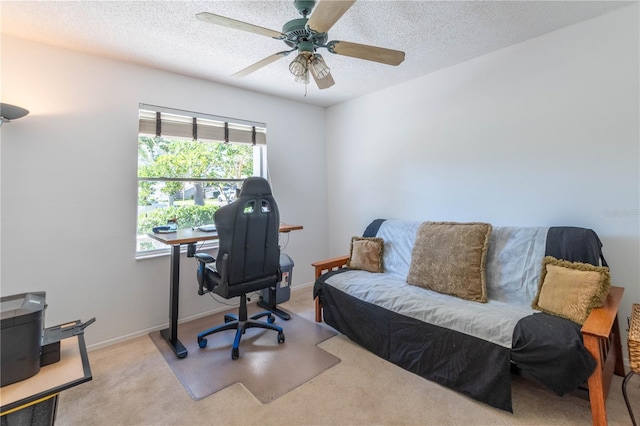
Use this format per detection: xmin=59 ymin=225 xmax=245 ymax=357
xmin=153 ymin=225 xmax=175 ymax=234
xmin=153 ymin=220 xmax=178 ymax=234
xmin=197 ymin=224 xmax=217 ymax=232
xmin=40 ymin=317 xmax=96 ymax=367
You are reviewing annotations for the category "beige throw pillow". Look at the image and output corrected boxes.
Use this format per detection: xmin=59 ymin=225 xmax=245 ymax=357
xmin=348 ymin=236 xmax=384 ymax=273
xmin=407 ymin=222 xmax=492 ymax=303
xmin=532 ymin=256 xmax=611 ymax=324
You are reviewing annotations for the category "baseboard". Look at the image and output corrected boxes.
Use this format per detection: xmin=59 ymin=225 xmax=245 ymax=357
xmin=87 ymin=281 xmax=317 ymax=352
xmin=291 ymin=281 xmax=315 ymax=290
xmin=86 ymin=305 xmax=230 ymax=352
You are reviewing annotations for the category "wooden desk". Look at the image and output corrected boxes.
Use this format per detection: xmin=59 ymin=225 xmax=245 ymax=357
xmin=0 ymin=322 xmax=92 ymax=421
xmin=147 ymin=223 xmax=303 ymax=359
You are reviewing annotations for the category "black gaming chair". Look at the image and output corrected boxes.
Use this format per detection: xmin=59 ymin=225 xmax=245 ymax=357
xmin=194 ymin=177 xmax=284 ymax=360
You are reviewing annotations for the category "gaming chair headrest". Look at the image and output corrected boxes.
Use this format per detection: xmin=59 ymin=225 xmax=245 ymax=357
xmin=239 ymin=177 xmax=273 ymax=197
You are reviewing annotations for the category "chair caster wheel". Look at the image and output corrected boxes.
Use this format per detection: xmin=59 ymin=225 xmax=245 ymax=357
xmin=198 ymin=337 xmax=207 ymax=348
xmin=267 ymin=314 xmax=275 ymax=324
xmin=232 ymin=348 xmax=239 ymax=360
xmin=277 ymin=332 xmax=285 ymax=344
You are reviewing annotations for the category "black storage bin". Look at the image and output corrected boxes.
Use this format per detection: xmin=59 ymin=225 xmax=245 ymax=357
xmin=1 ymin=292 xmax=46 ymax=387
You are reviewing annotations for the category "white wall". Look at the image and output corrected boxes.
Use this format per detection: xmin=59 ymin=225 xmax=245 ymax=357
xmin=326 ymin=5 xmax=639 ymax=356
xmin=2 ymin=4 xmax=638 ymax=355
xmin=0 ymin=36 xmax=328 ymax=347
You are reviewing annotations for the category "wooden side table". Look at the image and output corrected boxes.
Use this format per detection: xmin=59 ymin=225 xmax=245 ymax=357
xmin=0 ymin=321 xmax=92 ymax=425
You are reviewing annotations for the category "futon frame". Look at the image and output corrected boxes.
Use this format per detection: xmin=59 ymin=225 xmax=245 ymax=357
xmin=312 ymin=256 xmax=625 ymax=426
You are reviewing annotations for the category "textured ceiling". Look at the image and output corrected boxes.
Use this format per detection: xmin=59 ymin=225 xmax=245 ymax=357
xmin=0 ymin=1 xmax=632 ymax=107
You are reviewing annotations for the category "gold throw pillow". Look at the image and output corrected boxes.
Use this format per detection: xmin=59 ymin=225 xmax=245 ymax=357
xmin=407 ymin=222 xmax=492 ymax=303
xmin=348 ymin=236 xmax=384 ymax=273
xmin=532 ymin=256 xmax=611 ymax=324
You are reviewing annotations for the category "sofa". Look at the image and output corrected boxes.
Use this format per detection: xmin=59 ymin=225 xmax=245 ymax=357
xmin=313 ymin=219 xmax=625 ymax=426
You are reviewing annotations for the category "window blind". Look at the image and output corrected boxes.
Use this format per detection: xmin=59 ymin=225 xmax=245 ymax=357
xmin=139 ymin=104 xmax=267 ymax=145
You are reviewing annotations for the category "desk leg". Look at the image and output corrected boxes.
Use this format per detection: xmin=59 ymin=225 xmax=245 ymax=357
xmin=160 ymin=244 xmax=188 ymax=359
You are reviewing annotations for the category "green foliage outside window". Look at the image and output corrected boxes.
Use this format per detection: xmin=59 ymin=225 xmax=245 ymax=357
xmin=137 ymin=136 xmax=256 ymax=244
xmin=138 ymin=136 xmax=254 ymax=206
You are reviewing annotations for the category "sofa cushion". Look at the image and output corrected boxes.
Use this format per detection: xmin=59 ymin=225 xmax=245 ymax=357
xmin=532 ymin=256 xmax=610 ymax=324
xmin=485 ymin=227 xmax=548 ymax=306
xmin=377 ymin=220 xmax=421 ymax=279
xmin=407 ymin=222 xmax=492 ymax=302
xmin=348 ymin=236 xmax=384 ymax=273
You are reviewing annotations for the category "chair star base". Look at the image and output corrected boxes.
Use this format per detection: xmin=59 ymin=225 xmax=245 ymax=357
xmin=197 ymin=295 xmax=285 ymax=360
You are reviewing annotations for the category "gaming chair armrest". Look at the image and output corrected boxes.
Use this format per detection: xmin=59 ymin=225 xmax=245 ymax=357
xmin=195 ymin=253 xmax=216 ymax=295
xmin=195 ymin=253 xmax=215 ymax=264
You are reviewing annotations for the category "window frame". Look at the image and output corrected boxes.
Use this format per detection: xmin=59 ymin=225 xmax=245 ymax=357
xmin=135 ymin=105 xmax=268 ymax=258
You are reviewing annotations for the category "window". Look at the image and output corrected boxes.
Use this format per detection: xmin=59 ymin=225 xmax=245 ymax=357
xmin=136 ymin=104 xmax=267 ymax=255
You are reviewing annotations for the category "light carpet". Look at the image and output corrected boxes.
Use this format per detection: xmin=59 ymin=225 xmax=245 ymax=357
xmin=149 ymin=307 xmax=340 ymax=403
xmin=54 ymin=288 xmax=640 ymax=425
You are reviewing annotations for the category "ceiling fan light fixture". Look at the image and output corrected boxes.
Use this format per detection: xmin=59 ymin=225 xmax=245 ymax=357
xmin=310 ymin=55 xmax=330 ymax=79
xmin=294 ymin=70 xmax=310 ymax=85
xmin=289 ymin=53 xmax=308 ymax=77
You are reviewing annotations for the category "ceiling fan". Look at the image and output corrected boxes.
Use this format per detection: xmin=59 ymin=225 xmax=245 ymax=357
xmin=196 ymin=0 xmax=405 ymax=90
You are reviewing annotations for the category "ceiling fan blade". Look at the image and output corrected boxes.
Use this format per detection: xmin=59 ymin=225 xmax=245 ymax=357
xmin=328 ymin=40 xmax=405 ymax=66
xmin=232 ymin=51 xmax=290 ymax=78
xmin=196 ymin=12 xmax=284 ymax=39
xmin=307 ymin=0 xmax=356 ymax=34
xmin=310 ymin=69 xmax=335 ymax=90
